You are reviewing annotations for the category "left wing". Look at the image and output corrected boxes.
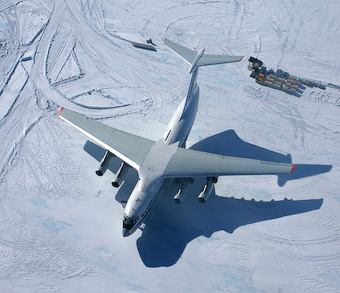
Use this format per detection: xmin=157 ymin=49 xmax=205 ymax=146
xmin=58 ymin=108 xmax=155 ymax=170
xmin=163 ymin=147 xmax=295 ymax=178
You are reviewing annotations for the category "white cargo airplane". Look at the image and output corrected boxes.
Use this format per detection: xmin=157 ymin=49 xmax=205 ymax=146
xmin=58 ymin=39 xmax=296 ymax=237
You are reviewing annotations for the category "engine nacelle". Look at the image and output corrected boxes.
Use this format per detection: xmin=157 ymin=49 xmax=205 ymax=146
xmin=96 ymin=150 xmax=114 ymax=176
xmin=198 ymin=177 xmax=217 ymax=203
xmin=173 ymin=178 xmax=194 ymax=204
xmin=112 ymin=162 xmax=129 ymax=188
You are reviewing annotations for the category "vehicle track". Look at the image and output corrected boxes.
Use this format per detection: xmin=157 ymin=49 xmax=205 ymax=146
xmin=227 ymin=0 xmax=245 ymax=40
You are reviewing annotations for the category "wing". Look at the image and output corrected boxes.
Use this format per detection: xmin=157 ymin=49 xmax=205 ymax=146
xmin=163 ymin=147 xmax=295 ymax=178
xmin=58 ymin=108 xmax=154 ymax=170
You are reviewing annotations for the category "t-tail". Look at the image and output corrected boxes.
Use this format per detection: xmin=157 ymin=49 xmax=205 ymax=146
xmin=164 ymin=39 xmax=243 ymax=74
xmin=164 ymin=38 xmax=243 ymax=114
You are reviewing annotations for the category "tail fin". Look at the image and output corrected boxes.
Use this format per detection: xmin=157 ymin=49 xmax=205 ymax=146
xmin=164 ymin=39 xmax=243 ymax=73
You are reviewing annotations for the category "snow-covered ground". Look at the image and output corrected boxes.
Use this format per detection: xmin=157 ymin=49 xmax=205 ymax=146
xmin=0 ymin=0 xmax=339 ymax=291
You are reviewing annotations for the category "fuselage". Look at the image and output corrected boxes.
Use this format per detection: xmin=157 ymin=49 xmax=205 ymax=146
xmin=122 ymin=68 xmax=200 ymax=237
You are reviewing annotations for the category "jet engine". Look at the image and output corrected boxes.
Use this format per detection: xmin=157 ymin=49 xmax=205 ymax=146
xmin=173 ymin=178 xmax=194 ymax=204
xmin=95 ymin=150 xmax=114 ymax=176
xmin=112 ymin=162 xmax=129 ymax=188
xmin=198 ymin=177 xmax=217 ymax=203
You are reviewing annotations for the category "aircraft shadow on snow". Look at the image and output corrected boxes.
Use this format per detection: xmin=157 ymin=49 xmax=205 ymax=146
xmin=84 ymin=130 xmax=331 ymax=268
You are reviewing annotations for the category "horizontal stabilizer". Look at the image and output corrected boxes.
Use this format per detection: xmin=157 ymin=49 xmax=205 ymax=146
xmin=197 ymin=54 xmax=243 ymax=67
xmin=164 ymin=39 xmax=243 ymax=72
xmin=164 ymin=39 xmax=196 ymax=65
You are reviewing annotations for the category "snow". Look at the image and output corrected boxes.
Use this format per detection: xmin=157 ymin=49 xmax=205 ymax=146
xmin=0 ymin=0 xmax=340 ymax=292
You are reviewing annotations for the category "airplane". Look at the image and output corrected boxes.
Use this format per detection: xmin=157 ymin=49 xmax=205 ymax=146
xmin=58 ymin=39 xmax=296 ymax=237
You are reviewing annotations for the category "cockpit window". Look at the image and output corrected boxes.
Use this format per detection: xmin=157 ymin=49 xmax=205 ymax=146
xmin=123 ymin=213 xmax=140 ymax=230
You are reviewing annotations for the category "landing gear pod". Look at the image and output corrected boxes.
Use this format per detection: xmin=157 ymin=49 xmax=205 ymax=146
xmin=96 ymin=150 xmax=114 ymax=176
xmin=112 ymin=162 xmax=129 ymax=188
xmin=198 ymin=177 xmax=218 ymax=203
xmin=174 ymin=178 xmax=194 ymax=204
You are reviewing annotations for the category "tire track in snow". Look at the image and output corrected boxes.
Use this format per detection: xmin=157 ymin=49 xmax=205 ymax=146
xmin=247 ymin=223 xmax=340 ymax=264
xmin=0 ymin=54 xmax=23 ymax=97
xmin=250 ymin=229 xmax=340 ymax=247
xmin=0 ymin=87 xmax=31 ymax=184
xmin=227 ymin=0 xmax=245 ymax=40
xmin=40 ymin=0 xmax=151 ymax=118
xmin=25 ymin=1 xmax=104 ymax=114
xmin=0 ymin=62 xmax=28 ymax=122
xmin=0 ymin=1 xmax=23 ymax=13
xmin=257 ymin=0 xmax=303 ymax=65
xmin=19 ymin=116 xmax=74 ymax=199
xmin=0 ymin=200 xmax=89 ymax=280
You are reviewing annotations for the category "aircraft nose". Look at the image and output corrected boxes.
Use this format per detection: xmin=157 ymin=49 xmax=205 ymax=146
xmin=122 ymin=228 xmax=130 ymax=237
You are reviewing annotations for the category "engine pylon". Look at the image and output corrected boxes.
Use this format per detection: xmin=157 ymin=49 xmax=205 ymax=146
xmin=198 ymin=177 xmax=217 ymax=203
xmin=96 ymin=150 xmax=114 ymax=176
xmin=173 ymin=178 xmax=194 ymax=204
xmin=112 ymin=162 xmax=129 ymax=188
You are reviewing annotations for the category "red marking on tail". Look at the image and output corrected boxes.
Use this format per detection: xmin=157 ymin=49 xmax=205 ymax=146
xmin=290 ymin=164 xmax=296 ymax=174
xmin=58 ymin=107 xmax=64 ymax=116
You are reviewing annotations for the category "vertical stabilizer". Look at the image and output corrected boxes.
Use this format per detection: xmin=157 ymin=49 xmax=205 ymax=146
xmin=188 ymin=48 xmax=205 ymax=74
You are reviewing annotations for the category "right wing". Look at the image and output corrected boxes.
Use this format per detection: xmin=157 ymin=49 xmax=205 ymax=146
xmin=163 ymin=147 xmax=295 ymax=178
xmin=58 ymin=108 xmax=155 ymax=170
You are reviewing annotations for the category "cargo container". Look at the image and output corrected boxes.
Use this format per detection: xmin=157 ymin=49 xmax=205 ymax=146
xmin=248 ymin=56 xmax=305 ymax=95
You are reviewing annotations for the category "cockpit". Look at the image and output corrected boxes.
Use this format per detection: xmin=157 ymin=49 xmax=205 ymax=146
xmin=123 ymin=213 xmax=140 ymax=230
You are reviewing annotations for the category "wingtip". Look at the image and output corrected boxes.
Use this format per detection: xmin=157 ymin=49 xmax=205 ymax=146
xmin=238 ymin=56 xmax=244 ymax=62
xmin=290 ymin=164 xmax=296 ymax=174
xmin=163 ymin=38 xmax=166 ymax=46
xmin=58 ymin=107 xmax=64 ymax=116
